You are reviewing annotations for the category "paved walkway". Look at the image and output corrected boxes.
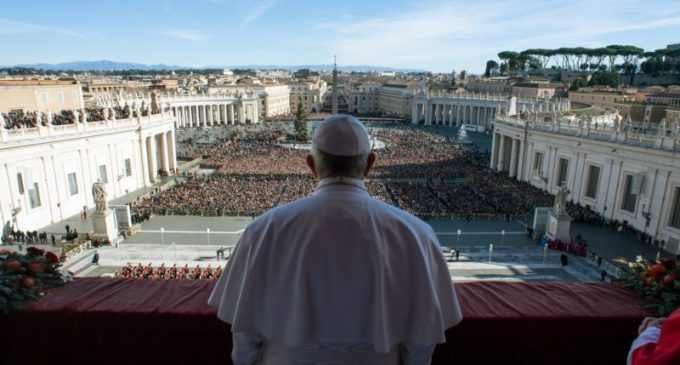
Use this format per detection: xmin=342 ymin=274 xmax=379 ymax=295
xmin=38 ymin=186 xmax=157 ymax=236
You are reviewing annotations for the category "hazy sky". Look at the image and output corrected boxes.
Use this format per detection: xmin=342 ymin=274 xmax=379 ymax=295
xmin=2 ymin=0 xmax=680 ymax=72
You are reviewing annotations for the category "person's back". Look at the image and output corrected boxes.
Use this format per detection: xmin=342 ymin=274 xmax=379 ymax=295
xmin=209 ymin=115 xmax=462 ymax=365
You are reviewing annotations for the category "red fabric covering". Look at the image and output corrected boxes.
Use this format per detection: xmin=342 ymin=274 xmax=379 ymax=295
xmin=631 ymin=309 xmax=680 ymax=365
xmin=1 ymin=279 xmax=649 ymax=365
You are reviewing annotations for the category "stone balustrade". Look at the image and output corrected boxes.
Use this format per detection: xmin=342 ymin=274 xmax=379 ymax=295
xmin=495 ymin=115 xmax=680 ymax=152
xmin=0 ymin=111 xmax=174 ymax=144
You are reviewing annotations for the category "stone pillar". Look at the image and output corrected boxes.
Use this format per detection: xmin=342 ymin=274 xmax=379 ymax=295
xmin=200 ymin=105 xmax=206 ymax=127
xmin=516 ymin=139 xmax=525 ymax=181
xmin=447 ymin=105 xmax=452 ymax=126
xmin=497 ymin=135 xmax=506 ymax=171
xmin=509 ymin=138 xmax=518 ymax=178
xmin=230 ymin=104 xmax=235 ymax=125
xmin=140 ymin=136 xmax=151 ymax=187
xmin=148 ymin=136 xmax=158 ymax=183
xmin=168 ymin=131 xmax=177 ymax=173
xmin=457 ymin=105 xmax=462 ymax=126
xmin=160 ymin=132 xmax=170 ymax=175
xmin=425 ymin=103 xmax=432 ymax=125
xmin=207 ymin=105 xmax=213 ymax=126
xmin=239 ymin=104 xmax=246 ymax=124
xmin=490 ymin=132 xmax=498 ymax=169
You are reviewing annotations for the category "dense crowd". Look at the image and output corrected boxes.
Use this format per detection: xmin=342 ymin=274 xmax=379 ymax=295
xmin=138 ymin=125 xmax=558 ymax=219
xmin=114 ymin=263 xmax=222 ymax=280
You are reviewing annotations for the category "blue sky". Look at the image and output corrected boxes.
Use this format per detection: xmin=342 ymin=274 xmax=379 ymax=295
xmin=1 ymin=0 xmax=680 ymax=72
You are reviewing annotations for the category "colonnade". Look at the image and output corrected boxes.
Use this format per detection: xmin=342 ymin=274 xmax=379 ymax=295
xmin=171 ymin=102 xmax=257 ymax=128
xmin=412 ymin=102 xmax=499 ymax=128
xmin=490 ymin=132 xmax=525 ymax=179
xmin=141 ymin=130 xmax=177 ymax=185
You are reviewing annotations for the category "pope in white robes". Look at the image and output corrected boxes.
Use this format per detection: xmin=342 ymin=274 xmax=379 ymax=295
xmin=209 ymin=114 xmax=463 ymax=365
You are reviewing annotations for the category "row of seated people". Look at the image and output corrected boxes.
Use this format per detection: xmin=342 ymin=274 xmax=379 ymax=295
xmin=114 ymin=263 xmax=223 ymax=280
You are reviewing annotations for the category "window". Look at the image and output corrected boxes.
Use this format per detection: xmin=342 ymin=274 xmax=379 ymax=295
xmin=670 ymin=187 xmax=680 ymax=229
xmin=67 ymin=173 xmax=78 ymax=196
xmin=533 ymin=152 xmax=544 ymax=177
xmin=556 ymin=158 xmax=569 ymax=187
xmin=621 ymin=174 xmax=638 ymax=213
xmin=17 ymin=173 xmax=25 ymax=194
xmin=28 ymin=183 xmax=41 ymax=209
xmin=99 ymin=165 xmax=108 ymax=183
xmin=585 ymin=165 xmax=601 ymax=199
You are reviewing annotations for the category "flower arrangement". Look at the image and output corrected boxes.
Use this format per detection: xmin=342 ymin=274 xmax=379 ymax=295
xmin=623 ymin=258 xmax=679 ymax=316
xmin=0 ymin=247 xmax=68 ymax=314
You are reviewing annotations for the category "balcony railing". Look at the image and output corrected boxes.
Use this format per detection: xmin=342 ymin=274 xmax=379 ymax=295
xmin=1 ymin=112 xmax=174 ymax=144
xmin=495 ymin=116 xmax=680 ymax=152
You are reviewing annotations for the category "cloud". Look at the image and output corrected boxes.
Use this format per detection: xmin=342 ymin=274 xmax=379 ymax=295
xmin=314 ymin=0 xmax=680 ymax=72
xmin=159 ymin=29 xmax=210 ymax=41
xmin=0 ymin=18 xmax=86 ymax=38
xmin=241 ymin=0 xmax=278 ymax=26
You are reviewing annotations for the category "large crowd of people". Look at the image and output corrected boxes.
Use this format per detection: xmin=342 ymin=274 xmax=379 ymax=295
xmin=114 ymin=263 xmax=222 ymax=280
xmin=135 ymin=125 xmax=561 ymax=220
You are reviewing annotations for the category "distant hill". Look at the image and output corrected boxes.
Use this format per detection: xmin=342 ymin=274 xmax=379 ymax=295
xmin=12 ymin=60 xmax=185 ymax=71
xmin=8 ymin=60 xmax=426 ymax=73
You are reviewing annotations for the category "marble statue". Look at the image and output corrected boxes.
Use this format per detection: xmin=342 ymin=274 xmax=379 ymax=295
xmin=1 ymin=220 xmax=11 ymax=243
xmin=553 ymin=186 xmax=569 ymax=216
xmin=151 ymin=92 xmax=160 ymax=114
xmin=92 ymin=181 xmax=108 ymax=214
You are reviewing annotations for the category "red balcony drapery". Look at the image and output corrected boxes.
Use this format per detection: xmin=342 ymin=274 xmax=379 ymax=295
xmin=2 ymin=278 xmax=649 ymax=365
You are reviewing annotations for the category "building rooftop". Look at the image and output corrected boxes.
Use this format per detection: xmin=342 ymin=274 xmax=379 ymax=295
xmin=0 ymin=79 xmax=79 ymax=86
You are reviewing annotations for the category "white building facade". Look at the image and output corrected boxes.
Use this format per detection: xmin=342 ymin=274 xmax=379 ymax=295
xmin=0 ymin=110 xmax=176 ymax=231
xmin=412 ymin=91 xmax=570 ymax=130
xmin=491 ymin=113 xmax=680 ymax=254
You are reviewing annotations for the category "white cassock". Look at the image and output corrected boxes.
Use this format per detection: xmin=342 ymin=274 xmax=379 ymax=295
xmin=209 ymin=178 xmax=463 ymax=365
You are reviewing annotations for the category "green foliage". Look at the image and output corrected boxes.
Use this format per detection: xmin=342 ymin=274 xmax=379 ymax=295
xmin=588 ymin=71 xmax=620 ymax=87
xmin=491 ymin=44 xmax=657 ymax=74
xmin=484 ymin=60 xmax=499 ymax=77
xmin=294 ymin=97 xmax=308 ymax=143
xmin=622 ymin=259 xmax=680 ymax=316
xmin=0 ymin=248 xmax=66 ymax=315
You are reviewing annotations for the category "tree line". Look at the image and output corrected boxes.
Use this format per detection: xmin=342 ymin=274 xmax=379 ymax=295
xmin=484 ymin=45 xmax=680 ymax=77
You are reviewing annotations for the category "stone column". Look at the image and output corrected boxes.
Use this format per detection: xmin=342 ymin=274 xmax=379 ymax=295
xmin=425 ymin=103 xmax=432 ymax=125
xmin=509 ymin=138 xmax=518 ymax=177
xmin=239 ymin=104 xmax=246 ymax=124
xmin=168 ymin=131 xmax=177 ymax=173
xmin=206 ymin=105 xmax=213 ymax=126
xmin=490 ymin=132 xmax=498 ymax=169
xmin=140 ymin=136 xmax=151 ymax=187
xmin=160 ymin=132 xmax=170 ymax=175
xmin=230 ymin=104 xmax=235 ymax=125
xmin=201 ymin=105 xmax=207 ymax=127
xmin=497 ymin=134 xmax=506 ymax=171
xmin=148 ymin=136 xmax=158 ymax=183
xmin=516 ymin=139 xmax=525 ymax=181
xmin=447 ymin=105 xmax=452 ymax=126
